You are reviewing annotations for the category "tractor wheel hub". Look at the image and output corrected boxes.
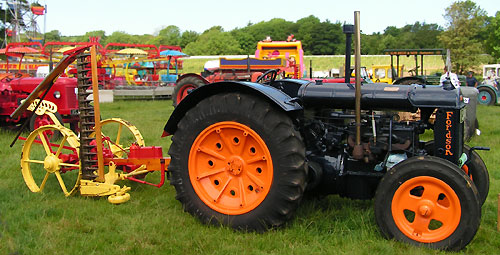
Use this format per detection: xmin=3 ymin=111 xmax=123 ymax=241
xmin=227 ymin=157 xmax=244 ymax=176
xmin=418 ymin=201 xmax=433 ymax=217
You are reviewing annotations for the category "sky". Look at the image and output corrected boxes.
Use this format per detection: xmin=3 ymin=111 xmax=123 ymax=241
xmin=31 ymin=0 xmax=499 ymax=37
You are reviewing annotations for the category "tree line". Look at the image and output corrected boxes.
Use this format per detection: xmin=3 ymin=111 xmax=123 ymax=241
xmin=2 ymin=1 xmax=499 ymax=74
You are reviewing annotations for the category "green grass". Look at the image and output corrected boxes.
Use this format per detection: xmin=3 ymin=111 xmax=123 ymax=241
xmin=1 ymin=101 xmax=499 ymax=255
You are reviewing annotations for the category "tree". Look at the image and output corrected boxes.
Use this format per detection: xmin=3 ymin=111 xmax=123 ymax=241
xmin=484 ymin=11 xmax=500 ymax=61
xmin=180 ymin=30 xmax=199 ymax=48
xmin=44 ymin=30 xmax=61 ymax=42
xmin=184 ymin=26 xmax=242 ymax=55
xmin=149 ymin=25 xmax=181 ymax=46
xmin=438 ymin=0 xmax=488 ymax=74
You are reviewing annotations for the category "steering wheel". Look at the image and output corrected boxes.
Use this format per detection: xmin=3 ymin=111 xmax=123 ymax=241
xmin=255 ymin=69 xmax=278 ymax=83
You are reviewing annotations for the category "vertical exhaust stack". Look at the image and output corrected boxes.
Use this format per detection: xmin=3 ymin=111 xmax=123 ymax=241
xmin=353 ymin=11 xmax=363 ymax=160
xmin=343 ymin=24 xmax=354 ymax=83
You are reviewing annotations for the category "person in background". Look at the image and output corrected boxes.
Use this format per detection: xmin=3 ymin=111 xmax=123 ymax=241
xmin=440 ymin=66 xmax=460 ymax=88
xmin=465 ymin=71 xmax=478 ymax=87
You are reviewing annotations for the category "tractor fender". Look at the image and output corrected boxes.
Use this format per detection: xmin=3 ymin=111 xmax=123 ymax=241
xmin=477 ymin=83 xmax=499 ymax=96
xmin=163 ymin=81 xmax=304 ymax=135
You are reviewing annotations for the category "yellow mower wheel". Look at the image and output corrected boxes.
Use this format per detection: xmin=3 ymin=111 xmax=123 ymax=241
xmin=90 ymin=118 xmax=145 ymax=158
xmin=21 ymin=125 xmax=81 ymax=196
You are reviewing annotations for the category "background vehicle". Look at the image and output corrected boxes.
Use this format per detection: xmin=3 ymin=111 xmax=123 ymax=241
xmin=0 ymin=42 xmax=79 ymax=131
xmin=172 ymin=38 xmax=304 ymax=106
xmin=384 ymin=49 xmax=466 ymax=85
xmin=477 ymin=64 xmax=499 ymax=105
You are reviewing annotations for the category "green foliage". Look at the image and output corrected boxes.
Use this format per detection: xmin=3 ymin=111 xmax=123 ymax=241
xmin=438 ymin=0 xmax=489 ymax=74
xmin=484 ymin=11 xmax=500 ymax=61
xmin=44 ymin=30 xmax=61 ymax=42
xmin=148 ymin=25 xmax=181 ymax=46
xmin=184 ymin=26 xmax=242 ymax=55
xmin=362 ymin=22 xmax=444 ymax=54
xmin=180 ymin=30 xmax=199 ymax=48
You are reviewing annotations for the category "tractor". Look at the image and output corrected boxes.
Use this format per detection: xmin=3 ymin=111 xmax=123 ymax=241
xmin=163 ymin=13 xmax=489 ymax=251
xmin=172 ymin=38 xmax=304 ymax=106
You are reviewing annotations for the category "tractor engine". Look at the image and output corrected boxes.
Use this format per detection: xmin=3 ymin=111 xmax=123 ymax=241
xmin=295 ymin=82 xmax=463 ymax=199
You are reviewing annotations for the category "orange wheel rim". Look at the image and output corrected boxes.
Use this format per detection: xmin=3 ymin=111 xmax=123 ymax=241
xmin=391 ymin=176 xmax=461 ymax=243
xmin=189 ymin=121 xmax=273 ymax=215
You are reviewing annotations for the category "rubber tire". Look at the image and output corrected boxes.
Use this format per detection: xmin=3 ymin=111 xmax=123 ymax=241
xmin=172 ymin=76 xmax=205 ymax=107
xmin=29 ymin=112 xmax=63 ymax=140
xmin=477 ymin=87 xmax=496 ymax=105
xmin=168 ymin=92 xmax=307 ymax=231
xmin=425 ymin=141 xmax=489 ymax=205
xmin=374 ymin=156 xmax=481 ymax=251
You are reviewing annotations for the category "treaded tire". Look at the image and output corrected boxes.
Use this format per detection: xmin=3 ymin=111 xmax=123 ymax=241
xmin=168 ymin=92 xmax=307 ymax=231
xmin=172 ymin=76 xmax=205 ymax=107
xmin=425 ymin=141 xmax=489 ymax=205
xmin=374 ymin=156 xmax=481 ymax=251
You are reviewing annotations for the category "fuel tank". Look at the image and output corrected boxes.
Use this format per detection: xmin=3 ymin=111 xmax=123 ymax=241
xmin=297 ymin=83 xmax=462 ymax=111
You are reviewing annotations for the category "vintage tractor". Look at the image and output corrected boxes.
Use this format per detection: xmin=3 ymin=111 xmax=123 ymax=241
xmin=163 ymin=13 xmax=489 ymax=251
xmin=172 ymin=38 xmax=303 ymax=106
xmin=0 ymin=42 xmax=80 ymax=131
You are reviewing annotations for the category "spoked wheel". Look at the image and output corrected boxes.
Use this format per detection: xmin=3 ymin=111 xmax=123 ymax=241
xmin=90 ymin=118 xmax=145 ymax=158
xmin=374 ymin=156 xmax=481 ymax=251
xmin=21 ymin=125 xmax=81 ymax=196
xmin=169 ymin=92 xmax=307 ymax=231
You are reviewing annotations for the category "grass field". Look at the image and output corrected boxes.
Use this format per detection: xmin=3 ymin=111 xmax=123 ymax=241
xmin=0 ymin=100 xmax=498 ymax=255
xmin=181 ymin=55 xmax=450 ymax=76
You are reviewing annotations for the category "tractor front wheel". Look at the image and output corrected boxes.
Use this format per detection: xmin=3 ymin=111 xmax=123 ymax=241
xmin=477 ymin=87 xmax=496 ymax=105
xmin=168 ymin=92 xmax=307 ymax=231
xmin=374 ymin=156 xmax=480 ymax=251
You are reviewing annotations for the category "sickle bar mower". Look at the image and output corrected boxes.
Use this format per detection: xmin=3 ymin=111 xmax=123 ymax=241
xmin=12 ymin=45 xmax=170 ymax=204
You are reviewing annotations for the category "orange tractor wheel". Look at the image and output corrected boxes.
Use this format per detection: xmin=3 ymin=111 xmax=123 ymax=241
xmin=168 ymin=92 xmax=307 ymax=231
xmin=374 ymin=156 xmax=481 ymax=251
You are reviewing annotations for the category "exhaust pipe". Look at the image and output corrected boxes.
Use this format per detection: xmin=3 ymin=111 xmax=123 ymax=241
xmin=353 ymin=11 xmax=363 ymax=160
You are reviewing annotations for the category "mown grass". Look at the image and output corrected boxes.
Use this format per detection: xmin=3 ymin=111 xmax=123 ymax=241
xmin=181 ymin=55 xmax=447 ymax=76
xmin=0 ymin=101 xmax=499 ymax=255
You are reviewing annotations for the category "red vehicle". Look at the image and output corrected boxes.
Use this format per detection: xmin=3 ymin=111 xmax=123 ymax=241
xmin=0 ymin=76 xmax=79 ymax=131
xmin=0 ymin=43 xmax=79 ymax=131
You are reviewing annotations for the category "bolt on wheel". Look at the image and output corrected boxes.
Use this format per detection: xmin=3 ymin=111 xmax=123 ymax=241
xmin=21 ymin=125 xmax=81 ymax=196
xmin=189 ymin=121 xmax=273 ymax=215
xmin=374 ymin=156 xmax=481 ymax=251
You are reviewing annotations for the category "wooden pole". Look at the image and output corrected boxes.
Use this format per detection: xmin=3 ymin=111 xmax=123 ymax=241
xmin=90 ymin=46 xmax=105 ymax=182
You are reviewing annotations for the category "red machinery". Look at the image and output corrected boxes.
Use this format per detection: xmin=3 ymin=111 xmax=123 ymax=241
xmin=0 ymin=42 xmax=80 ymax=131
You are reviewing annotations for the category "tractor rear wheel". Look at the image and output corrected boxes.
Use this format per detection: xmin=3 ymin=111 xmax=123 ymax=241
xmin=374 ymin=156 xmax=480 ymax=251
xmin=172 ymin=76 xmax=205 ymax=106
xmin=168 ymin=92 xmax=307 ymax=231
